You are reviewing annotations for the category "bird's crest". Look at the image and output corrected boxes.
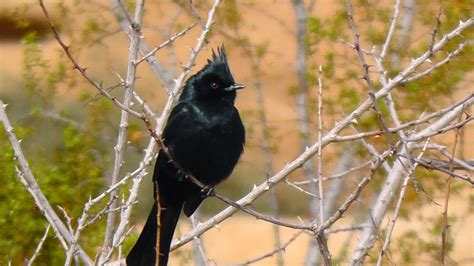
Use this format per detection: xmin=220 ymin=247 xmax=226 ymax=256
xmin=206 ymin=45 xmax=233 ymax=78
xmin=207 ymin=45 xmax=228 ymax=66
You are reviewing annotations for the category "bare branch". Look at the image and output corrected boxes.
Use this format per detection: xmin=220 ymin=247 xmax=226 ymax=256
xmin=315 ymin=65 xmax=332 ymax=265
xmin=27 ymin=225 xmax=51 ymax=266
xmin=0 ymin=100 xmax=93 ymax=265
xmin=293 ymin=158 xmax=370 ymax=185
xmin=190 ymin=213 xmax=209 ymax=266
xmin=376 ymin=139 xmax=431 ymax=265
xmin=317 ymin=148 xmax=395 ymax=233
xmin=380 ymin=0 xmax=401 ymax=58
xmin=440 ymin=113 xmax=462 ymax=264
xmin=316 ymin=65 xmax=325 ymax=225
xmin=232 ymin=231 xmax=304 ymax=266
xmin=403 ymin=41 xmax=470 ymax=84
xmin=409 ymin=156 xmax=474 ymax=185
xmin=332 ymin=93 xmax=473 ymax=143
xmin=346 ymin=0 xmax=393 ymax=145
xmin=99 ymin=0 xmax=145 ymax=262
xmin=135 ymin=22 xmax=198 ymax=66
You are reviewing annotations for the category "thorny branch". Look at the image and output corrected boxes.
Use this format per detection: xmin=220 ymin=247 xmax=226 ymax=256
xmin=440 ymin=113 xmax=463 ymax=265
xmin=346 ymin=0 xmax=393 ymax=146
xmin=99 ymin=0 xmax=145 ymax=263
xmin=135 ymin=22 xmax=198 ymax=66
xmin=376 ymin=139 xmax=431 ymax=265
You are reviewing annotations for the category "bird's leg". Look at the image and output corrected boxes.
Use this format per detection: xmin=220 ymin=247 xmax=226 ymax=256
xmin=200 ymin=185 xmax=215 ymax=198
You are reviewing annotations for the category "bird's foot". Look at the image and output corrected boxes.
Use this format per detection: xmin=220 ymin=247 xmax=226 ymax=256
xmin=176 ymin=170 xmax=189 ymax=182
xmin=200 ymin=185 xmax=215 ymax=197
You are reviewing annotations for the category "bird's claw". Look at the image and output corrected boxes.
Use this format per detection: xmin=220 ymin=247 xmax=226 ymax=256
xmin=200 ymin=186 xmax=215 ymax=197
xmin=176 ymin=170 xmax=189 ymax=182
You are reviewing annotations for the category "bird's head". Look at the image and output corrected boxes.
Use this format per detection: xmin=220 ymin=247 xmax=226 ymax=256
xmin=180 ymin=46 xmax=244 ymax=103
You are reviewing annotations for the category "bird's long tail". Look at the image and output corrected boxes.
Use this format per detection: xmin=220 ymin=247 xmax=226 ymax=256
xmin=126 ymin=201 xmax=182 ymax=266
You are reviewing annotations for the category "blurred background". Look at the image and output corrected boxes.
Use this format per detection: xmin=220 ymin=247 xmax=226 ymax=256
xmin=0 ymin=0 xmax=472 ymax=265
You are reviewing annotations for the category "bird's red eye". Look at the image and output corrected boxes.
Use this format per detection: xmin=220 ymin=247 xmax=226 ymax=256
xmin=210 ymin=82 xmax=219 ymax=89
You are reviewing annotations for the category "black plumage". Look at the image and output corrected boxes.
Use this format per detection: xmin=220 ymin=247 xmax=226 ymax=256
xmin=127 ymin=46 xmax=245 ymax=266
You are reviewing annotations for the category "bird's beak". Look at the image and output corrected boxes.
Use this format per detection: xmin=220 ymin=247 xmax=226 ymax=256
xmin=224 ymin=83 xmax=245 ymax=92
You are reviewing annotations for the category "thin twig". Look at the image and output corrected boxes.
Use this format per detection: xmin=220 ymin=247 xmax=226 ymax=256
xmin=57 ymin=206 xmax=74 ymax=236
xmin=331 ymin=93 xmax=473 ymax=142
xmin=408 ymin=156 xmax=474 ymax=185
xmin=326 ymin=224 xmax=366 ymax=235
xmin=316 ymin=148 xmax=395 ymax=234
xmin=27 ymin=225 xmax=51 ymax=266
xmin=135 ymin=22 xmax=198 ymax=65
xmin=376 ymin=139 xmax=430 ymax=265
xmin=316 ymin=65 xmax=332 ymax=265
xmin=405 ymin=116 xmax=473 ymax=142
xmin=441 ymin=113 xmax=462 ymax=264
xmin=232 ymin=231 xmax=305 ymax=266
xmin=285 ymin=179 xmax=319 ymax=197
xmin=316 ymin=65 xmax=325 ymax=225
xmin=83 ymin=196 xmax=121 ymax=228
xmin=293 ymin=159 xmax=372 ymax=185
xmin=429 ymin=8 xmax=443 ymax=56
xmin=380 ymin=0 xmax=401 ymax=58
xmin=154 ymin=180 xmax=161 ymax=266
xmin=346 ymin=0 xmax=393 ymax=145
xmin=402 ymin=42 xmax=470 ymax=84
xmin=112 ymin=72 xmax=156 ymax=118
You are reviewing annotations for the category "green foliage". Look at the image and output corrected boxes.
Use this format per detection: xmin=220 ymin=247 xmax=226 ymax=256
xmin=22 ymin=32 xmax=71 ymax=107
xmin=255 ymin=41 xmax=269 ymax=59
xmin=323 ymin=51 xmax=335 ymax=78
xmin=217 ymin=0 xmax=240 ymax=30
xmin=338 ymin=85 xmax=360 ymax=113
xmin=0 ymin=9 xmax=121 ymax=263
xmin=0 ymin=123 xmax=107 ymax=264
xmin=22 ymin=32 xmax=48 ymax=92
xmin=81 ymin=18 xmax=103 ymax=40
xmin=395 ymin=213 xmax=457 ymax=264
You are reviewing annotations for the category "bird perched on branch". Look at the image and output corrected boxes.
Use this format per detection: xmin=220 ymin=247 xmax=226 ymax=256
xmin=127 ymin=46 xmax=245 ymax=266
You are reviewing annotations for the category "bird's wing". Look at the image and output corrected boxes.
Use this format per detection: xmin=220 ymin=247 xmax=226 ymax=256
xmin=162 ymin=101 xmax=203 ymax=147
xmin=160 ymin=101 xmax=207 ymax=217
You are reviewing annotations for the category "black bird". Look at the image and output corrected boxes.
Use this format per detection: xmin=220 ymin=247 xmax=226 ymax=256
xmin=126 ymin=46 xmax=245 ymax=266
